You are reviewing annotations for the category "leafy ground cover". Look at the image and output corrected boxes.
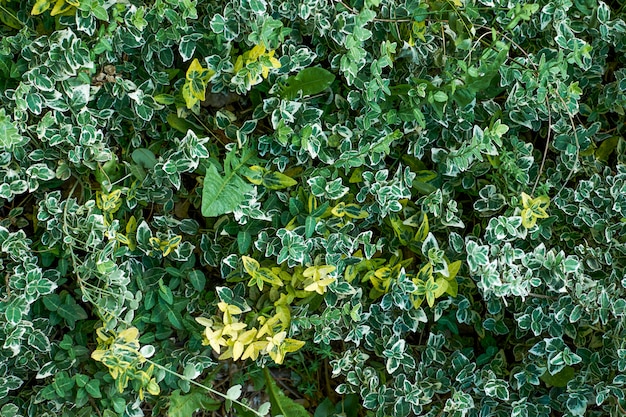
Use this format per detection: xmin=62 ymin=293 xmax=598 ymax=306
xmin=1 ymin=0 xmax=626 ymax=416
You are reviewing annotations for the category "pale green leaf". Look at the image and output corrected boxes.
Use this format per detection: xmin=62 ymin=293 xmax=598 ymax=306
xmin=201 ymin=163 xmax=252 ymax=217
xmin=0 ymin=109 xmax=27 ymax=152
xmin=279 ymin=67 xmax=335 ymax=100
xmin=167 ymin=389 xmax=221 ymax=417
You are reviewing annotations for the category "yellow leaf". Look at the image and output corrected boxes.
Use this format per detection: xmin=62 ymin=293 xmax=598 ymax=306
xmin=343 ymin=203 xmax=368 ymax=219
xmin=116 ymin=234 xmax=130 ymax=245
xmin=204 ymin=327 xmax=226 ymax=353
xmin=520 ymin=192 xmax=533 ymax=208
xmin=234 ymin=55 xmax=244 ymax=73
xmin=91 ymin=349 xmax=106 ymax=361
xmin=195 ymin=317 xmax=213 ymax=327
xmin=261 ymin=64 xmax=270 ymax=79
xmin=434 ymin=277 xmax=448 ymax=298
xmin=261 ymin=170 xmax=298 ymax=190
xmin=183 ymin=58 xmax=214 ymax=109
xmin=182 ymin=82 xmax=199 ymax=109
xmin=304 ymin=277 xmax=335 ymax=294
xmin=267 ymin=51 xmax=281 ymax=69
xmin=425 ymin=276 xmax=438 ymax=308
xmin=232 ymin=340 xmax=245 ymax=361
xmin=282 ymin=338 xmax=305 ymax=353
xmin=50 ymin=0 xmax=74 ymax=16
xmin=146 ymin=379 xmax=160 ymax=396
xmin=244 ymin=165 xmax=265 ymax=185
xmin=118 ymin=327 xmax=139 ymax=343
xmin=520 ymin=193 xmax=550 ymax=228
xmin=415 ymin=212 xmax=429 ymax=242
xmin=248 ymin=43 xmax=266 ymax=61
xmin=218 ymin=302 xmax=243 ymax=315
xmin=447 ymin=260 xmax=462 ymax=280
xmin=126 ymin=215 xmax=137 ymax=234
xmin=410 ymin=294 xmax=424 ymax=309
xmin=242 ymin=256 xmax=260 ymax=275
xmin=331 ymin=202 xmax=346 ymax=217
xmin=521 ymin=210 xmax=538 ymax=229
xmin=186 ymin=58 xmax=204 ymax=80
xmin=241 ymin=341 xmax=267 ymax=361
xmin=30 ymin=0 xmax=51 ymax=15
xmin=412 ymin=21 xmax=426 ymax=43
xmin=446 ymin=277 xmax=458 ymax=297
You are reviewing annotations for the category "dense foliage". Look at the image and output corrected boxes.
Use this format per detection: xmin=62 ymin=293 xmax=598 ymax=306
xmin=1 ymin=0 xmax=626 ymax=416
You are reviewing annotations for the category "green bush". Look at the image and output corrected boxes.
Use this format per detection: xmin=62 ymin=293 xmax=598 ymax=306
xmin=1 ymin=0 xmax=626 ymax=416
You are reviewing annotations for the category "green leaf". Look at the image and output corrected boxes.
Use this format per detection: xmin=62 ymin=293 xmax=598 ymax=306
xmin=279 ymin=67 xmax=336 ymax=100
xmin=53 ymin=371 xmax=75 ymax=397
xmin=167 ymin=389 xmax=221 ymax=417
xmin=540 ymin=366 xmax=575 ymax=388
xmin=154 ymin=94 xmax=175 ymax=105
xmin=188 ymin=270 xmax=206 ymax=291
xmin=56 ymin=296 xmax=88 ymax=328
xmin=132 ymin=148 xmax=158 ymax=169
xmin=314 ymin=398 xmax=335 ymax=417
xmin=166 ymin=113 xmax=204 ymax=135
xmin=201 ymin=159 xmax=253 ymax=217
xmin=0 ymin=10 xmax=22 ymax=29
xmin=263 ymin=368 xmax=311 ymax=417
xmin=237 ymin=230 xmax=252 ymax=254
xmin=158 ymin=279 xmax=174 ymax=304
xmin=85 ymin=379 xmax=102 ymax=398
xmin=1 ymin=403 xmax=20 ymax=416
xmin=159 ymin=299 xmax=184 ymax=329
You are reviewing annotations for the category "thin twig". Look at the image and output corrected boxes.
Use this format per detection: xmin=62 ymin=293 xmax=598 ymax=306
xmin=554 ymin=93 xmax=581 ymax=197
xmin=527 ymin=292 xmax=555 ymax=300
xmin=333 ymin=0 xmax=413 ymax=23
xmin=532 ymin=96 xmax=552 ymax=195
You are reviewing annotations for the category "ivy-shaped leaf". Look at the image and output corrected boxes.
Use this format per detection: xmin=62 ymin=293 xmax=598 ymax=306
xmin=201 ymin=149 xmax=255 ymax=217
xmin=279 ymin=67 xmax=335 ymax=100
xmin=167 ymin=389 xmax=221 ymax=417
xmin=263 ymin=368 xmax=311 ymax=417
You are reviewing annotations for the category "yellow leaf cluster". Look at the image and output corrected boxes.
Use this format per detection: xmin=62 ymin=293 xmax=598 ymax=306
xmin=31 ymin=0 xmax=78 ymax=16
xmin=196 ymin=304 xmax=304 ymax=364
xmin=520 ymin=192 xmax=550 ymax=228
xmin=233 ymin=43 xmax=281 ymax=86
xmin=182 ymin=58 xmax=215 ymax=109
xmin=91 ymin=326 xmax=160 ymax=399
xmin=149 ymin=234 xmax=182 ymax=257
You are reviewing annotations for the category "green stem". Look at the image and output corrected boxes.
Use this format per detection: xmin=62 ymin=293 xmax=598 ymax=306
xmin=146 ymin=359 xmax=266 ymax=416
